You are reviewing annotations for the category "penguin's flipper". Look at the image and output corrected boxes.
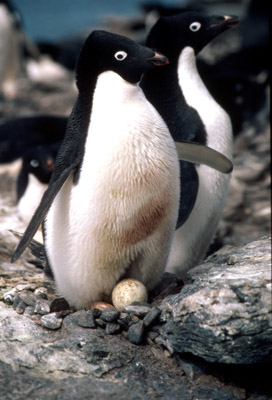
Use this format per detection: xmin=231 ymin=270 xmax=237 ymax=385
xmin=175 ymin=141 xmax=233 ymax=173
xmin=11 ymin=162 xmax=78 ymax=263
xmin=176 ymin=161 xmax=199 ymax=229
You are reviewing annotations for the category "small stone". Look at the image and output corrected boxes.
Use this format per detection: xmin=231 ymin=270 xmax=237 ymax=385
xmin=123 ymin=302 xmax=152 ymax=318
xmin=112 ymin=279 xmax=148 ymax=311
xmin=3 ymin=288 xmax=18 ymax=305
xmin=16 ymin=284 xmax=37 ymax=292
xmin=34 ymin=299 xmax=51 ymax=315
xmin=127 ymin=320 xmax=145 ymax=345
xmin=75 ymin=310 xmax=96 ymax=329
xmin=15 ymin=300 xmax=26 ymax=314
xmin=146 ymin=330 xmax=159 ymax=344
xmin=116 ymin=318 xmax=129 ymax=331
xmin=12 ymin=294 xmax=20 ymax=310
xmin=24 ymin=306 xmax=35 ymax=315
xmin=128 ymin=314 xmax=140 ymax=326
xmin=41 ymin=313 xmax=62 ymax=330
xmin=100 ymin=308 xmax=120 ymax=322
xmin=92 ymin=308 xmax=102 ymax=318
xmin=119 ymin=312 xmax=133 ymax=325
xmin=143 ymin=307 xmax=161 ymax=328
xmin=19 ymin=290 xmax=36 ymax=307
xmin=105 ymin=322 xmax=121 ymax=335
xmin=50 ymin=297 xmax=70 ymax=312
xmin=34 ymin=287 xmax=48 ymax=300
xmin=34 ymin=287 xmax=48 ymax=297
xmin=95 ymin=318 xmax=106 ymax=329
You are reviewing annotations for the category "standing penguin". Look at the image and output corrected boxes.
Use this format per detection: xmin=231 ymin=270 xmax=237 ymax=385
xmin=16 ymin=143 xmax=59 ymax=224
xmin=12 ymin=31 xmax=181 ymax=309
xmin=141 ymin=12 xmax=239 ymax=279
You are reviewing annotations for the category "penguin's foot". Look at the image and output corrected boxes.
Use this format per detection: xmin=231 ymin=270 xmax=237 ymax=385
xmin=88 ymin=301 xmax=115 ymax=311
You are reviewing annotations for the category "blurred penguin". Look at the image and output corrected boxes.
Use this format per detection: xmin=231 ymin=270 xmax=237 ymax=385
xmin=0 ymin=0 xmax=22 ymax=98
xmin=16 ymin=143 xmax=59 ymax=224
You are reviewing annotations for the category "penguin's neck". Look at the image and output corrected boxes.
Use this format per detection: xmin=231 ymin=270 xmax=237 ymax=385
xmin=141 ymin=57 xmax=206 ymax=144
xmin=179 ymin=46 xmax=233 ymax=157
xmin=178 ymin=46 xmax=213 ymax=105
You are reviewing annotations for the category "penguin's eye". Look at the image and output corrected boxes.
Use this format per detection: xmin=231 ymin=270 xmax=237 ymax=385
xmin=114 ymin=51 xmax=128 ymax=61
xmin=189 ymin=22 xmax=201 ymax=32
xmin=30 ymin=159 xmax=39 ymax=168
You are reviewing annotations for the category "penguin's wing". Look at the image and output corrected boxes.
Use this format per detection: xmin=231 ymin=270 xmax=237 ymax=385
xmin=175 ymin=141 xmax=233 ymax=173
xmin=11 ymin=159 xmax=79 ymax=263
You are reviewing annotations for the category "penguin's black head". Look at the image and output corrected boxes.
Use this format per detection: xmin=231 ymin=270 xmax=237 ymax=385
xmin=75 ymin=30 xmax=169 ymax=89
xmin=22 ymin=145 xmax=57 ymax=184
xmin=146 ymin=12 xmax=240 ymax=59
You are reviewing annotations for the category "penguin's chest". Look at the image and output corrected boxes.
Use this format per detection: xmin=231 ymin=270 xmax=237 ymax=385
xmin=71 ymin=105 xmax=173 ymax=242
xmin=68 ymin=73 xmax=179 ymax=246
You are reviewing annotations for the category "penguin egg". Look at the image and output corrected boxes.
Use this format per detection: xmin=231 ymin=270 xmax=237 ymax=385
xmin=112 ymin=279 xmax=148 ymax=311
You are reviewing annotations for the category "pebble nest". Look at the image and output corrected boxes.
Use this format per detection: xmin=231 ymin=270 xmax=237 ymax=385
xmin=3 ymin=273 xmax=183 ymax=346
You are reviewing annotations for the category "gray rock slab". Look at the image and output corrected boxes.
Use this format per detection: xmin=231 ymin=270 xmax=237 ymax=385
xmin=159 ymin=236 xmax=272 ymax=364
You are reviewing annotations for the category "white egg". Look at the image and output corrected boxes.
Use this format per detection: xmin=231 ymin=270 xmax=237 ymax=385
xmin=112 ymin=279 xmax=148 ymax=311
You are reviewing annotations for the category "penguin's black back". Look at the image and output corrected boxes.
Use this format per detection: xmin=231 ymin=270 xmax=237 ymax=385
xmin=0 ymin=115 xmax=67 ymax=163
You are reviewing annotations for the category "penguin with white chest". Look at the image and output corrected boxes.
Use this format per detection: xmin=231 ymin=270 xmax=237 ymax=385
xmin=12 ymin=31 xmax=181 ymax=309
xmin=16 ymin=143 xmax=59 ymax=224
xmin=141 ymin=12 xmax=239 ymax=279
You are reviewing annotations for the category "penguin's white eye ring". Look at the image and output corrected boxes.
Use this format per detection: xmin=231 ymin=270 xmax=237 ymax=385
xmin=30 ymin=159 xmax=39 ymax=168
xmin=189 ymin=22 xmax=201 ymax=32
xmin=114 ymin=51 xmax=128 ymax=61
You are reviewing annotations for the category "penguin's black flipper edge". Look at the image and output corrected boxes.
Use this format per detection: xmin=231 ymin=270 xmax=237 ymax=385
xmin=175 ymin=141 xmax=233 ymax=174
xmin=11 ymin=164 xmax=77 ymax=263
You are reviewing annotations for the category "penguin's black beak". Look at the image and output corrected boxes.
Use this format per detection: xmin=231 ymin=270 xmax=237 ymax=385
xmin=147 ymin=52 xmax=169 ymax=66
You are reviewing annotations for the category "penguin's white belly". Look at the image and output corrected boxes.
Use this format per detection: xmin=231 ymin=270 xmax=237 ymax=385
xmin=45 ymin=71 xmax=180 ymax=309
xmin=18 ymin=173 xmax=47 ymax=224
xmin=166 ymin=47 xmax=233 ymax=280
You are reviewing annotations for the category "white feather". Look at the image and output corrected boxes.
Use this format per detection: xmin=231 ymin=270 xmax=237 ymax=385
xmin=166 ymin=46 xmax=233 ymax=280
xmin=17 ymin=173 xmax=47 ymax=224
xmin=45 ymin=71 xmax=180 ymax=309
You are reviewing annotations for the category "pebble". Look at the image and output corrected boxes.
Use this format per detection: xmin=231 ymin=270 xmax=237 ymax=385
xmin=92 ymin=308 xmax=102 ymax=318
xmin=100 ymin=308 xmax=120 ymax=322
xmin=146 ymin=331 xmax=159 ymax=344
xmin=41 ymin=313 xmax=62 ymax=330
xmin=15 ymin=300 xmax=26 ymax=314
xmin=12 ymin=294 xmax=20 ymax=310
xmin=34 ymin=287 xmax=48 ymax=298
xmin=24 ymin=306 xmax=35 ymax=316
xmin=143 ymin=307 xmax=161 ymax=328
xmin=105 ymin=322 xmax=121 ymax=335
xmin=50 ymin=297 xmax=70 ymax=312
xmin=19 ymin=290 xmax=36 ymax=307
xmin=34 ymin=287 xmax=48 ymax=300
xmin=127 ymin=320 xmax=145 ymax=345
xmin=34 ymin=299 xmax=51 ymax=315
xmin=123 ymin=302 xmax=152 ymax=318
xmin=75 ymin=310 xmax=96 ymax=329
xmin=95 ymin=318 xmax=106 ymax=329
xmin=3 ymin=288 xmax=18 ymax=305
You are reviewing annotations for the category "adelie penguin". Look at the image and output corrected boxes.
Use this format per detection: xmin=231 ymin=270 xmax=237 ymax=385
xmin=16 ymin=143 xmax=59 ymax=224
xmin=0 ymin=115 xmax=67 ymax=163
xmin=11 ymin=30 xmax=232 ymax=309
xmin=11 ymin=31 xmax=180 ymax=309
xmin=141 ymin=12 xmax=239 ymax=280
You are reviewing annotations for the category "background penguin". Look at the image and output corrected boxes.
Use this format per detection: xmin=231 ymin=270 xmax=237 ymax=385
xmin=0 ymin=0 xmax=21 ymax=99
xmin=0 ymin=115 xmax=67 ymax=163
xmin=12 ymin=30 xmax=180 ymax=310
xmin=16 ymin=143 xmax=59 ymax=224
xmin=141 ymin=12 xmax=239 ymax=280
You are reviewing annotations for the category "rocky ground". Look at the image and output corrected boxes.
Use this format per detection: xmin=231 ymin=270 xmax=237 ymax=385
xmin=0 ymin=8 xmax=271 ymax=400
